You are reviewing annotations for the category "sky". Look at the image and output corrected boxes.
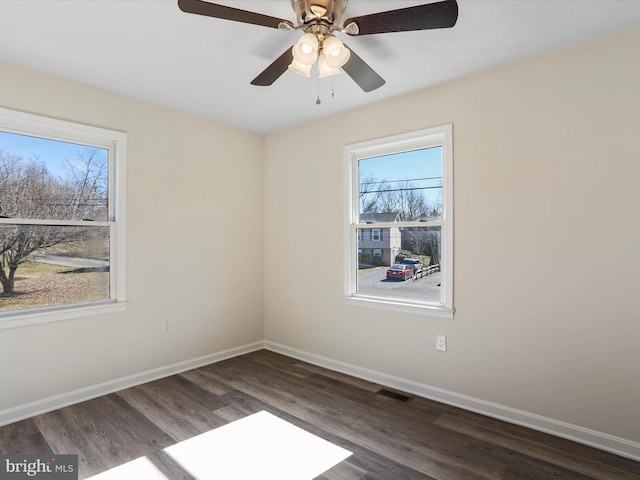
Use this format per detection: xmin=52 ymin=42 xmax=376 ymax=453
xmin=0 ymin=130 xmax=106 ymax=179
xmin=359 ymin=146 xmax=443 ymax=207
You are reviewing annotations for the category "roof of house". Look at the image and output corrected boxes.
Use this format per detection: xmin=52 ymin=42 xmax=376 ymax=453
xmin=360 ymin=212 xmax=401 ymax=224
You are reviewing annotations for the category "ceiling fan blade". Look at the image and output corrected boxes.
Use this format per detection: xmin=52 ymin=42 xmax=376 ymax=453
xmin=341 ymin=46 xmax=385 ymax=92
xmin=343 ymin=0 xmax=458 ymax=36
xmin=251 ymin=47 xmax=294 ymax=86
xmin=178 ymin=0 xmax=291 ymax=29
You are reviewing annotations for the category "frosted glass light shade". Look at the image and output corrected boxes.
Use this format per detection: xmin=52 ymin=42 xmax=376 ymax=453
xmin=288 ymin=58 xmax=312 ymax=77
xmin=292 ymin=33 xmax=319 ymax=65
xmin=318 ymin=54 xmax=341 ymax=78
xmin=322 ymin=35 xmax=350 ymax=68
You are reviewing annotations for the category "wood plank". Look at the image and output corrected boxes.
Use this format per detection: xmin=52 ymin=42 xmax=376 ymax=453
xmin=241 ymin=349 xmax=312 ymax=379
xmin=291 ymin=361 xmax=383 ymax=392
xmin=469 ymin=440 xmax=598 ymax=480
xmin=116 ymin=375 xmax=228 ymax=442
xmin=33 ymin=394 xmax=170 ymax=479
xmin=0 ymin=418 xmax=52 ymax=455
xmin=178 ymin=367 xmax=233 ymax=396
xmin=318 ymin=460 xmax=368 ymax=480
xmin=435 ymin=412 xmax=640 ymax=480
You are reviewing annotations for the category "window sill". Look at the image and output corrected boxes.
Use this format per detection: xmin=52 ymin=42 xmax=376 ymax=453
xmin=0 ymin=301 xmax=128 ymax=330
xmin=344 ymin=295 xmax=454 ymax=319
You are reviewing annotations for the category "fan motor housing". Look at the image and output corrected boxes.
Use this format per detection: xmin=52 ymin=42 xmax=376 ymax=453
xmin=291 ymin=0 xmax=348 ymax=26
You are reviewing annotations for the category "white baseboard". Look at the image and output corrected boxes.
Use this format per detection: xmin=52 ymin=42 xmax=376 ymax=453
xmin=264 ymin=340 xmax=640 ymax=462
xmin=0 ymin=341 xmax=264 ymax=428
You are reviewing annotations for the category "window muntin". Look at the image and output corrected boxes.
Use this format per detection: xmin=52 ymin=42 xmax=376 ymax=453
xmin=0 ymin=108 xmax=126 ymax=325
xmin=345 ymin=125 xmax=453 ymax=315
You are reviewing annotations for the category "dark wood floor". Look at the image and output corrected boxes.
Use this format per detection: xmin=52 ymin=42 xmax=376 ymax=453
xmin=1 ymin=350 xmax=639 ymax=479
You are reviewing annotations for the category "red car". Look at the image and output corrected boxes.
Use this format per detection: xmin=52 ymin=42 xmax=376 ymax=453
xmin=386 ymin=264 xmax=414 ymax=281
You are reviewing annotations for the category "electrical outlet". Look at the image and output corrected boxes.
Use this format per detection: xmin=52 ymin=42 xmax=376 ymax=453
xmin=436 ymin=334 xmax=447 ymax=352
xmin=162 ymin=319 xmax=172 ymax=334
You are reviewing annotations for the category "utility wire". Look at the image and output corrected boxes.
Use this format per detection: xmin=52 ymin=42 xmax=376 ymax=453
xmin=360 ymin=185 xmax=442 ymax=194
xmin=360 ymin=176 xmax=442 ymax=185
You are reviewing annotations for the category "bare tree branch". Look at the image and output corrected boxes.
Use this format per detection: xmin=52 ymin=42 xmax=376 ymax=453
xmin=0 ymin=148 xmax=108 ymax=294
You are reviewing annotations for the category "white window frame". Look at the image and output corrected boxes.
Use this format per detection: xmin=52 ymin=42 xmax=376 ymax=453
xmin=372 ymin=249 xmax=382 ymax=257
xmin=343 ymin=125 xmax=453 ymax=318
xmin=0 ymin=107 xmax=127 ymax=330
xmin=371 ymin=228 xmax=381 ymax=241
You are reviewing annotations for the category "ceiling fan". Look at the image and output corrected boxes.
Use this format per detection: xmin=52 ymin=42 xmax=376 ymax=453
xmin=177 ymin=0 xmax=458 ymax=92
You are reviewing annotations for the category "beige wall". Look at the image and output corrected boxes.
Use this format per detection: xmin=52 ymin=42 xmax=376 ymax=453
xmin=1 ymin=26 xmax=638 ymax=450
xmin=0 ymin=62 xmax=265 ymax=410
xmin=264 ymin=27 xmax=640 ymax=443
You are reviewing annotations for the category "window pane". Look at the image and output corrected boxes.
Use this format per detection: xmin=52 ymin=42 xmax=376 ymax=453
xmin=0 ymin=131 xmax=108 ymax=221
xmin=0 ymin=225 xmax=110 ymax=313
xmin=358 ymin=147 xmax=443 ymax=223
xmin=356 ymin=226 xmax=442 ymax=306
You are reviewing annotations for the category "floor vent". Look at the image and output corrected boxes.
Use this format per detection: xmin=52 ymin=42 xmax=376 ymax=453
xmin=376 ymin=388 xmax=412 ymax=402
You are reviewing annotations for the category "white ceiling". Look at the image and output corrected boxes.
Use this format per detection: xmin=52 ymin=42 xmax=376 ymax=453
xmin=1 ymin=1 xmax=639 ymax=135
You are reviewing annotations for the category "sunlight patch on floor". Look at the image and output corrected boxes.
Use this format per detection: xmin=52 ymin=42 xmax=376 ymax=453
xmin=86 ymin=456 xmax=168 ymax=479
xmin=165 ymin=410 xmax=352 ymax=480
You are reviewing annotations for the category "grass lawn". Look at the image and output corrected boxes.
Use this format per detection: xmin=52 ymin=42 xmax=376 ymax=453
xmin=358 ymin=265 xmax=385 ymax=275
xmin=0 ymin=261 xmax=109 ymax=312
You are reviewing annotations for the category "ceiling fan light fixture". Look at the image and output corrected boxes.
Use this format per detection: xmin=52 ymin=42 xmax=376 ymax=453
xmin=318 ymin=54 xmax=341 ymax=78
xmin=288 ymin=58 xmax=313 ymax=77
xmin=179 ymin=0 xmax=460 ymax=92
xmin=292 ymin=32 xmax=319 ymax=65
xmin=322 ymin=35 xmax=350 ymax=68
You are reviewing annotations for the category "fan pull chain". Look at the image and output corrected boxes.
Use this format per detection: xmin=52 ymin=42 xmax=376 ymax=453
xmin=316 ymin=75 xmax=321 ymax=105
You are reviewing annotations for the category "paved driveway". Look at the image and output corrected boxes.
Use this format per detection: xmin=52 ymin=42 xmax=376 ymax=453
xmin=30 ymin=254 xmax=108 ymax=269
xmin=357 ymin=267 xmax=441 ymax=304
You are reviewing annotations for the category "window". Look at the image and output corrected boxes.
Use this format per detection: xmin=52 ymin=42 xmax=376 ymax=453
xmin=344 ymin=125 xmax=453 ymax=317
xmin=0 ymin=107 xmax=126 ymax=328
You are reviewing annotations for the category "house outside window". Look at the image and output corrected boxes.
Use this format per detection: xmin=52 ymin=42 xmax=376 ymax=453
xmin=357 ymin=213 xmax=401 ymax=267
xmin=0 ymin=107 xmax=127 ymax=329
xmin=344 ymin=125 xmax=453 ymax=317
